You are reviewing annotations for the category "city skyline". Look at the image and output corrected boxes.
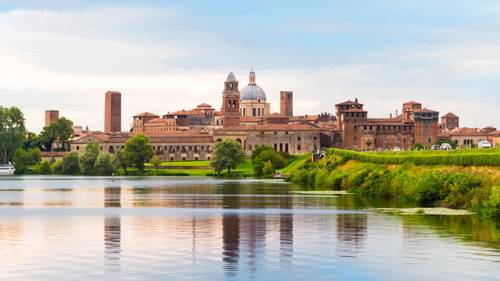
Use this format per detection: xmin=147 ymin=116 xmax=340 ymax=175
xmin=0 ymin=0 xmax=499 ymax=132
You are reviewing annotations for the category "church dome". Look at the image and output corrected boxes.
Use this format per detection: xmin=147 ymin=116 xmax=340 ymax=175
xmin=240 ymin=84 xmax=266 ymax=100
xmin=240 ymin=68 xmax=266 ymax=100
xmin=226 ymin=72 xmax=237 ymax=82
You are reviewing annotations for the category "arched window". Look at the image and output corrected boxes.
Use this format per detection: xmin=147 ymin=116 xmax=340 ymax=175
xmin=252 ymin=108 xmax=256 ymax=116
xmin=258 ymin=108 xmax=261 ymax=116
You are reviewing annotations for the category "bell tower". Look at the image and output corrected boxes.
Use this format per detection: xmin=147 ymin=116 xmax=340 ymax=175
xmin=222 ymin=72 xmax=240 ymax=127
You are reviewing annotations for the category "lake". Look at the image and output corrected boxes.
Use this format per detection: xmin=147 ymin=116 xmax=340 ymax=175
xmin=0 ymin=176 xmax=498 ymax=281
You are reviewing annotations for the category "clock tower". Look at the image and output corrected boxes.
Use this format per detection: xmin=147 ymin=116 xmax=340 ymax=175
xmin=221 ymin=72 xmax=240 ymax=127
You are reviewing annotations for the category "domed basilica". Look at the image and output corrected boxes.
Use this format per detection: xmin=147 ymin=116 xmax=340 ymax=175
xmin=239 ymin=68 xmax=271 ymax=118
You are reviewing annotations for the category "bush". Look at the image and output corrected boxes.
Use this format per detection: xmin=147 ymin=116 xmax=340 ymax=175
xmin=485 ymin=186 xmax=500 ymax=217
xmin=33 ymin=161 xmax=52 ymax=174
xmin=94 ymin=153 xmax=115 ymax=176
xmin=415 ymin=172 xmax=445 ymax=206
xmin=80 ymin=142 xmax=99 ymax=175
xmin=262 ymin=160 xmax=275 ymax=177
xmin=61 ymin=152 xmax=80 ymax=175
xmin=252 ymin=146 xmax=287 ymax=177
xmin=12 ymin=148 xmax=41 ymax=174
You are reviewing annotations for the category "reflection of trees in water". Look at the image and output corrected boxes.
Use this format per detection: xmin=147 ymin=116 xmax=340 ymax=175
xmin=402 ymin=215 xmax=500 ymax=250
xmin=280 ymin=196 xmax=293 ymax=262
xmin=336 ymin=214 xmax=367 ymax=256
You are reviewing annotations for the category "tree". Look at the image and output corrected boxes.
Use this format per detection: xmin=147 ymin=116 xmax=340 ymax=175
xmin=39 ymin=117 xmax=74 ymax=151
xmin=94 ymin=153 xmax=114 ymax=176
xmin=150 ymin=155 xmax=162 ymax=174
xmin=61 ymin=152 xmax=80 ymax=175
xmin=113 ymin=149 xmax=128 ymax=175
xmin=0 ymin=106 xmax=26 ymax=163
xmin=54 ymin=117 xmax=73 ymax=151
xmin=12 ymin=147 xmax=41 ymax=174
xmin=124 ymin=134 xmax=154 ymax=173
xmin=251 ymin=146 xmax=287 ymax=177
xmin=80 ymin=142 xmax=100 ymax=175
xmin=262 ymin=160 xmax=275 ymax=177
xmin=24 ymin=132 xmax=42 ymax=150
xmin=210 ymin=139 xmax=246 ymax=175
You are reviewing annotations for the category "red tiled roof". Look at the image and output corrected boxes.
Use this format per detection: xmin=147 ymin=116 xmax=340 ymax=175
xmin=442 ymin=112 xmax=458 ymax=118
xmin=134 ymin=112 xmax=159 ymax=117
xmin=403 ymin=100 xmax=422 ymax=105
xmin=216 ymin=123 xmax=320 ymax=132
xmin=335 ymin=100 xmax=362 ymax=106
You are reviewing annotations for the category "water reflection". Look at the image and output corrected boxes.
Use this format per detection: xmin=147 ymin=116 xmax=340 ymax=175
xmin=0 ymin=176 xmax=498 ymax=281
xmin=104 ymin=187 xmax=121 ymax=277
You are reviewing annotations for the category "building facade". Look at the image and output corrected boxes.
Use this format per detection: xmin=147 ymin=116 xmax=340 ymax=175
xmin=45 ymin=110 xmax=59 ymax=127
xmin=104 ymin=91 xmax=122 ymax=134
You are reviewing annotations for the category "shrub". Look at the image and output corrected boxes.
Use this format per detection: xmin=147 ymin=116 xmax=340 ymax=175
xmin=262 ymin=160 xmax=275 ymax=177
xmin=94 ymin=153 xmax=115 ymax=176
xmin=80 ymin=142 xmax=99 ymax=175
xmin=61 ymin=152 xmax=80 ymax=175
xmin=252 ymin=146 xmax=287 ymax=177
xmin=415 ymin=172 xmax=446 ymax=206
xmin=33 ymin=161 xmax=52 ymax=174
xmin=12 ymin=148 xmax=41 ymax=174
xmin=485 ymin=186 xmax=500 ymax=217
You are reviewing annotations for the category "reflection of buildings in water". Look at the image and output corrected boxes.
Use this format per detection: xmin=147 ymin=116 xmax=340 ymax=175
xmin=104 ymin=216 xmax=121 ymax=268
xmin=222 ymin=188 xmax=241 ymax=275
xmin=241 ymin=215 xmax=266 ymax=273
xmin=104 ymin=187 xmax=121 ymax=208
xmin=104 ymin=187 xmax=121 ymax=274
xmin=279 ymin=196 xmax=293 ymax=261
xmin=336 ymin=214 xmax=367 ymax=255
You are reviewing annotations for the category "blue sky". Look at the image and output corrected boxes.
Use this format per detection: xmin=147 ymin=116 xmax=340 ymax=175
xmin=0 ymin=0 xmax=499 ymax=131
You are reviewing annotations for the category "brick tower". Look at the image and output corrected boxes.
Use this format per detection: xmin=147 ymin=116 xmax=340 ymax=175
xmin=104 ymin=91 xmax=121 ymax=133
xmin=45 ymin=110 xmax=59 ymax=127
xmin=221 ymin=72 xmax=240 ymax=127
xmin=280 ymin=91 xmax=293 ymax=117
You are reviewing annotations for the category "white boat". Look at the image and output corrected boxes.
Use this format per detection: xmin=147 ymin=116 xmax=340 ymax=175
xmin=0 ymin=162 xmax=15 ymax=176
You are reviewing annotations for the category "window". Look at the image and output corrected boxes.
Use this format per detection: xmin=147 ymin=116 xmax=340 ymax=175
xmin=274 ymin=143 xmax=278 ymax=150
xmin=279 ymin=143 xmax=283 ymax=152
xmin=427 ymin=137 xmax=432 ymax=144
xmin=285 ymin=143 xmax=289 ymax=152
xmin=298 ymin=137 xmax=301 ymax=141
xmin=297 ymin=144 xmax=302 ymax=151
xmin=253 ymin=108 xmax=256 ymax=116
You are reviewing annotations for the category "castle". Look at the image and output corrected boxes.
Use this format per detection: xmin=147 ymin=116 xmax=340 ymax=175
xmin=65 ymin=68 xmax=498 ymax=160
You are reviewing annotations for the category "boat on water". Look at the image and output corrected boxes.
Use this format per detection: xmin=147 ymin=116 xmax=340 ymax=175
xmin=0 ymin=162 xmax=15 ymax=176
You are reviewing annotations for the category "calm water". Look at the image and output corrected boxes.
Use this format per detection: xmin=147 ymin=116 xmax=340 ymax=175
xmin=0 ymin=176 xmax=499 ymax=281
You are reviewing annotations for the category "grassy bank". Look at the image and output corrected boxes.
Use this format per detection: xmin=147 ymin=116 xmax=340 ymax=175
xmin=284 ymin=148 xmax=500 ymax=218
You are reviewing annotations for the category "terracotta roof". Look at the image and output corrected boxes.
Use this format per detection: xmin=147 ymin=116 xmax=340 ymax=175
xmin=134 ymin=112 xmax=159 ymax=118
xmin=166 ymin=109 xmax=203 ymax=116
xmin=216 ymin=123 xmax=320 ymax=132
xmin=335 ymin=100 xmax=362 ymax=106
xmin=414 ymin=108 xmax=438 ymax=113
xmin=306 ymin=115 xmax=319 ymax=121
xmin=442 ymin=112 xmax=458 ymax=118
xmin=240 ymin=117 xmax=262 ymax=122
xmin=196 ymin=103 xmax=212 ymax=108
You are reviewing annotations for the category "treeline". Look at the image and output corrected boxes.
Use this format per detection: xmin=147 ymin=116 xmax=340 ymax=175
xmin=327 ymin=148 xmax=500 ymax=166
xmin=285 ymin=151 xmax=500 ymax=218
xmin=28 ymin=134 xmax=154 ymax=176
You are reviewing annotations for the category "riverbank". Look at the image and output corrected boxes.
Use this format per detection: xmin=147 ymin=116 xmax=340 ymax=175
xmin=27 ymin=159 xmax=255 ymax=178
xmin=284 ymin=149 xmax=500 ymax=218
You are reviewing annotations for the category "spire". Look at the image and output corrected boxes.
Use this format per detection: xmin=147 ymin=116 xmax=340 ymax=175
xmin=249 ymin=65 xmax=256 ymax=85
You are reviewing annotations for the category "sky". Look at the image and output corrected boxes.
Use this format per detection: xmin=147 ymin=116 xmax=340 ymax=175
xmin=0 ymin=0 xmax=499 ymax=132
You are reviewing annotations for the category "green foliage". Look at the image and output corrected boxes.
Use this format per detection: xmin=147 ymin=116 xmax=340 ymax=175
xmin=61 ymin=152 xmax=80 ymax=175
xmin=94 ymin=153 xmax=115 ymax=176
xmin=113 ymin=149 xmax=128 ymax=175
xmin=79 ymin=142 xmax=100 ymax=175
xmin=24 ymin=132 xmax=42 ymax=150
xmin=251 ymin=146 xmax=288 ymax=177
xmin=211 ymin=140 xmax=246 ymax=174
xmin=326 ymin=148 xmax=500 ymax=167
xmin=33 ymin=161 xmax=52 ymax=174
xmin=150 ymin=155 xmax=162 ymax=174
xmin=12 ymin=148 xmax=41 ymax=174
xmin=262 ymin=160 xmax=275 ymax=177
xmin=39 ymin=117 xmax=74 ymax=151
xmin=484 ymin=186 xmax=500 ymax=217
xmin=412 ymin=143 xmax=425 ymax=150
xmin=0 ymin=106 xmax=26 ymax=163
xmin=124 ymin=134 xmax=154 ymax=173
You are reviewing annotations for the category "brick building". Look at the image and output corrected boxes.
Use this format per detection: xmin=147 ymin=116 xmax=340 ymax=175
xmin=104 ymin=91 xmax=121 ymax=133
xmin=44 ymin=110 xmax=59 ymax=127
xmin=441 ymin=112 xmax=459 ymax=131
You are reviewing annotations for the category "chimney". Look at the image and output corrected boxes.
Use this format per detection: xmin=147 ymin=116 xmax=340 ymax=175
xmin=355 ymin=97 xmax=358 ymax=103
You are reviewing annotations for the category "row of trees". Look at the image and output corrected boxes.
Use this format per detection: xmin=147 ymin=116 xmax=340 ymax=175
xmin=22 ymin=134 xmax=154 ymax=175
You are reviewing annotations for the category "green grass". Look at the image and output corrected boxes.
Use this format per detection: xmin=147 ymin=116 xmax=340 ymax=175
xmin=144 ymin=160 xmax=211 ymax=167
xmin=327 ymin=148 xmax=500 ymax=166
